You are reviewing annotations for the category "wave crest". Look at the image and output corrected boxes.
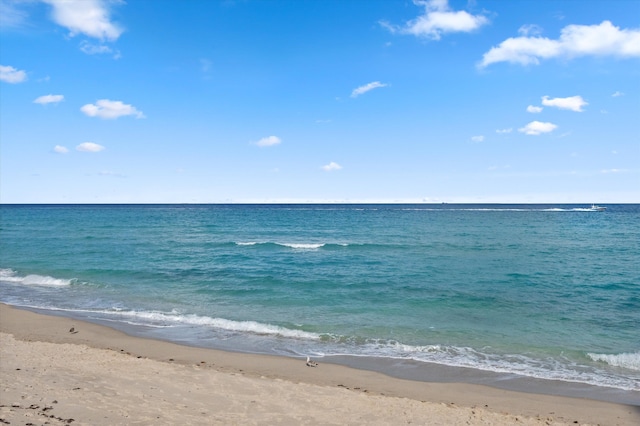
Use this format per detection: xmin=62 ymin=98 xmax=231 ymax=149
xmin=278 ymin=242 xmax=325 ymax=249
xmin=235 ymin=241 xmax=331 ymax=250
xmin=0 ymin=269 xmax=72 ymax=286
xmin=587 ymin=352 xmax=640 ymax=371
xmin=98 ymin=309 xmax=322 ymax=340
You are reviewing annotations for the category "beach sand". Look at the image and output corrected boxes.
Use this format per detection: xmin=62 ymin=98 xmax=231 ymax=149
xmin=1 ymin=304 xmax=637 ymax=425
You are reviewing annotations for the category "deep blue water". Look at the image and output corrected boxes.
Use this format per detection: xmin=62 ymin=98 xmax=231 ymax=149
xmin=1 ymin=204 xmax=638 ymax=398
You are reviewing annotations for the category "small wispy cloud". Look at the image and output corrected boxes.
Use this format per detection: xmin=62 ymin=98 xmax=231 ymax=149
xmin=81 ymin=99 xmax=145 ymax=119
xmin=527 ymin=105 xmax=543 ymax=113
xmin=34 ymin=94 xmax=64 ymax=105
xmin=76 ymin=142 xmax=105 ymax=152
xmin=254 ymin=136 xmax=281 ymax=147
xmin=200 ymin=58 xmax=212 ymax=73
xmin=518 ymin=24 xmax=543 ymax=37
xmin=53 ymin=145 xmax=69 ymax=154
xmin=518 ymin=121 xmax=557 ymax=135
xmin=600 ymin=168 xmax=627 ymax=174
xmin=79 ymin=41 xmax=121 ymax=58
xmin=0 ymin=0 xmax=29 ymax=28
xmin=351 ymin=81 xmax=387 ymax=98
xmin=496 ymin=128 xmax=512 ymax=134
xmin=541 ymin=95 xmax=587 ymax=112
xmin=612 ymin=91 xmax=624 ymax=97
xmin=322 ymin=161 xmax=342 ymax=171
xmin=99 ymin=170 xmax=126 ymax=178
xmin=0 ymin=65 xmax=27 ymax=83
xmin=471 ymin=135 xmax=484 ymax=143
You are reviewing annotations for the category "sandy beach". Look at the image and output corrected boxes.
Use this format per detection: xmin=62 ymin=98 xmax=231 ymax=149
xmin=0 ymin=304 xmax=637 ymax=425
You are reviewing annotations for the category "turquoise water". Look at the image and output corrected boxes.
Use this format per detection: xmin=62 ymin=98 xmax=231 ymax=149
xmin=1 ymin=204 xmax=638 ymax=398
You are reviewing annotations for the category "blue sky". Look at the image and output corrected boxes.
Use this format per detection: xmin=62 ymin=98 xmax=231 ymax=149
xmin=1 ymin=0 xmax=638 ymax=203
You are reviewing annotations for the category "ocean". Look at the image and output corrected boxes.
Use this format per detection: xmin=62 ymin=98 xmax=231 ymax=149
xmin=1 ymin=204 xmax=638 ymax=404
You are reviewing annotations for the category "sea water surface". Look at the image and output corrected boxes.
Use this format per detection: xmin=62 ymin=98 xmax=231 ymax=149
xmin=1 ymin=204 xmax=638 ymax=403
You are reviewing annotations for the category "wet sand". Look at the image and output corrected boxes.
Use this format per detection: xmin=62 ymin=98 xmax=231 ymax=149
xmin=1 ymin=304 xmax=638 ymax=425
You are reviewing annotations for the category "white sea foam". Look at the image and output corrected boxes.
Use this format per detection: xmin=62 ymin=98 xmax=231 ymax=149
xmin=544 ymin=208 xmax=605 ymax=212
xmin=96 ymin=309 xmax=322 ymax=340
xmin=277 ymin=242 xmax=325 ymax=249
xmin=588 ymin=352 xmax=640 ymax=371
xmin=325 ymin=339 xmax=640 ymax=391
xmin=0 ymin=269 xmax=71 ymax=286
xmin=0 ymin=268 xmax=16 ymax=278
xmin=235 ymin=241 xmax=327 ymax=249
xmin=401 ymin=208 xmax=605 ymax=212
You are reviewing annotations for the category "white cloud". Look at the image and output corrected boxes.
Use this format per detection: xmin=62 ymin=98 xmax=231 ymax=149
xmin=351 ymin=81 xmax=387 ymax=98
xmin=518 ymin=121 xmax=558 ymax=135
xmin=255 ymin=136 xmax=281 ymax=147
xmin=479 ymin=20 xmax=640 ymax=68
xmin=471 ymin=135 xmax=484 ymax=142
xmin=612 ymin=91 xmax=624 ymax=97
xmin=527 ymin=105 xmax=543 ymax=113
xmin=76 ymin=142 xmax=105 ymax=152
xmin=53 ymin=145 xmax=69 ymax=154
xmin=322 ymin=161 xmax=342 ymax=171
xmin=34 ymin=94 xmax=64 ymax=105
xmin=42 ymin=0 xmax=124 ymax=41
xmin=81 ymin=99 xmax=145 ymax=119
xmin=0 ymin=65 xmax=27 ymax=83
xmin=541 ymin=95 xmax=587 ymax=112
xmin=382 ymin=0 xmax=489 ymax=40
xmin=496 ymin=128 xmax=512 ymax=134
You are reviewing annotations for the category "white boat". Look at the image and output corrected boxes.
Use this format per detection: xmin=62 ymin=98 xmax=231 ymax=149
xmin=589 ymin=204 xmax=606 ymax=211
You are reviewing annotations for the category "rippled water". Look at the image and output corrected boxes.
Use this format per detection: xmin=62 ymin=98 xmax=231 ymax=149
xmin=1 ymin=204 xmax=638 ymax=396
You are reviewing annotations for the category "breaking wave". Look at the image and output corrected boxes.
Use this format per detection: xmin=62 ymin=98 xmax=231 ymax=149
xmin=235 ymin=241 xmax=349 ymax=250
xmin=0 ymin=268 xmax=72 ymax=287
xmin=588 ymin=352 xmax=640 ymax=371
xmin=75 ymin=308 xmax=323 ymax=340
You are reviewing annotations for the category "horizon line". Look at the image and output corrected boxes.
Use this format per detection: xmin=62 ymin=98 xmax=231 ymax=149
xmin=1 ymin=202 xmax=635 ymax=206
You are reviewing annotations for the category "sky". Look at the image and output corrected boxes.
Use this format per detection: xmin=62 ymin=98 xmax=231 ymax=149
xmin=1 ymin=0 xmax=639 ymax=204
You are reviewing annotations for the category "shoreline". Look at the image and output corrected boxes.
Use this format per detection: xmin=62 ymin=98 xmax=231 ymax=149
xmin=11 ymin=303 xmax=639 ymax=405
xmin=1 ymin=304 xmax=638 ymax=425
